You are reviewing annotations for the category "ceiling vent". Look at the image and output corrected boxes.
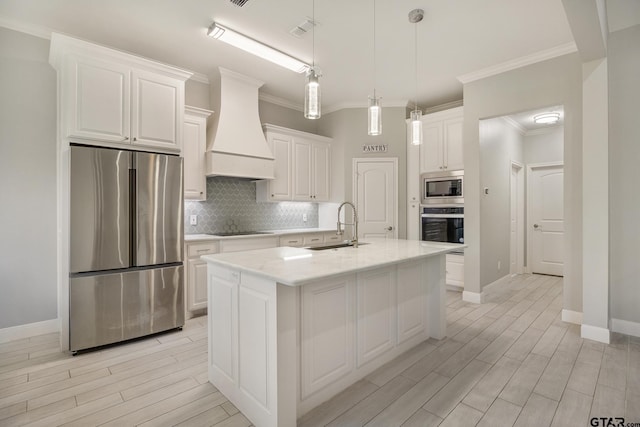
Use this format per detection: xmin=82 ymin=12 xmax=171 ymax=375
xmin=289 ymin=18 xmax=316 ymax=38
xmin=229 ymin=0 xmax=251 ymax=7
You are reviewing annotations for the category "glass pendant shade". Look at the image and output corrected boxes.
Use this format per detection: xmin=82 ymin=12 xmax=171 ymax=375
xmin=304 ymin=68 xmax=321 ymax=119
xmin=368 ymin=96 xmax=382 ymax=136
xmin=410 ymin=109 xmax=423 ymax=145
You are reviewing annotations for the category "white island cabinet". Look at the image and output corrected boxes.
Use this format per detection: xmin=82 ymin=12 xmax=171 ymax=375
xmin=202 ymin=239 xmax=464 ymax=427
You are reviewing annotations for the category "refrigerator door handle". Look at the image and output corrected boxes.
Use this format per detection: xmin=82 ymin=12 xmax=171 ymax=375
xmin=129 ymin=167 xmax=137 ymax=267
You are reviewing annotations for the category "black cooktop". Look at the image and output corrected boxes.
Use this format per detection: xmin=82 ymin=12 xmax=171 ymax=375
xmin=207 ymin=231 xmax=274 ymax=237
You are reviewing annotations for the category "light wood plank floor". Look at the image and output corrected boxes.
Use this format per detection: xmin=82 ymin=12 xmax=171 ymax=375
xmin=1 ymin=274 xmax=638 ymax=426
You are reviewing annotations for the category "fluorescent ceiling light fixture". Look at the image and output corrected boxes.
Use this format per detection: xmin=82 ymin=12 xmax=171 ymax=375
xmin=533 ymin=112 xmax=560 ymax=124
xmin=207 ymin=22 xmax=310 ymax=73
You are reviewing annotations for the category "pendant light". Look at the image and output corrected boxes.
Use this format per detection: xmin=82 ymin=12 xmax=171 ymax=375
xmin=409 ymin=9 xmax=424 ymax=145
xmin=368 ymin=0 xmax=382 ymax=136
xmin=304 ymin=0 xmax=321 ymax=119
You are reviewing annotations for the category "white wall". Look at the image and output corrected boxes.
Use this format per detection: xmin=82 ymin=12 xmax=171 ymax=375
xmin=318 ymin=107 xmax=408 ymax=238
xmin=463 ymin=53 xmax=583 ymax=314
xmin=479 ymin=118 xmax=524 ymax=285
xmin=523 ymin=126 xmax=564 ymax=164
xmin=0 ymin=27 xmax=58 ymax=328
xmin=608 ymin=23 xmax=640 ymax=328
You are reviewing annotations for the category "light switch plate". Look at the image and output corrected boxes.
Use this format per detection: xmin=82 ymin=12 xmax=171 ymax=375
xmin=190 ymin=215 xmax=197 ymax=225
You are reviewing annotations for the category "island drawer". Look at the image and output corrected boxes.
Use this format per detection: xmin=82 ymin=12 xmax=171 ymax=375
xmin=303 ymin=234 xmax=325 ymax=246
xmin=280 ymin=235 xmax=304 ymax=247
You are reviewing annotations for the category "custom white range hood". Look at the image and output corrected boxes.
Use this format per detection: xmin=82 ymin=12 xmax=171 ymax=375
xmin=206 ymin=68 xmax=275 ymax=180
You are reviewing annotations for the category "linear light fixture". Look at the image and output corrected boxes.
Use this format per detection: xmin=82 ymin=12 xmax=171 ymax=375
xmin=207 ymin=22 xmax=310 ymax=73
xmin=533 ymin=112 xmax=560 ymax=124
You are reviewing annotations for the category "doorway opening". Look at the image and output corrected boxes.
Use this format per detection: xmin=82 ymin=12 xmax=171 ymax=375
xmin=479 ymin=105 xmax=565 ymax=288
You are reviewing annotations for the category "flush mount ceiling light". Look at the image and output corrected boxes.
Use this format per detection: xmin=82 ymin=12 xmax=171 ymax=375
xmin=304 ymin=0 xmax=321 ymax=119
xmin=409 ymin=9 xmax=424 ymax=146
xmin=368 ymin=0 xmax=382 ymax=136
xmin=533 ymin=112 xmax=560 ymax=124
xmin=207 ymin=22 xmax=310 ymax=73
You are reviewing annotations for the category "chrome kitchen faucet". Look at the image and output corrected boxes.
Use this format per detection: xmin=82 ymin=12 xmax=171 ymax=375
xmin=336 ymin=201 xmax=359 ymax=248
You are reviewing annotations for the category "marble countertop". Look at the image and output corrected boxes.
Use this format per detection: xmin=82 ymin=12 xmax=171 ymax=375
xmin=185 ymin=228 xmax=336 ymax=242
xmin=201 ymin=238 xmax=466 ymax=286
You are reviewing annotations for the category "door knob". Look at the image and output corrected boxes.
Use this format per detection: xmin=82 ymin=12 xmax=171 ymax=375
xmin=533 ymin=224 xmax=539 ymax=229
xmin=386 ymin=226 xmax=393 ymax=231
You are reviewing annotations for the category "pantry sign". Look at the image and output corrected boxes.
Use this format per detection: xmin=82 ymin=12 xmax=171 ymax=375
xmin=362 ymin=144 xmax=388 ymax=153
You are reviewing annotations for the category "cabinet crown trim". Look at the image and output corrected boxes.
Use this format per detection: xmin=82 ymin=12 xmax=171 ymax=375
xmin=49 ymin=33 xmax=193 ymax=81
xmin=186 ymin=106 xmax=214 ymax=118
xmin=263 ymin=123 xmax=332 ymax=143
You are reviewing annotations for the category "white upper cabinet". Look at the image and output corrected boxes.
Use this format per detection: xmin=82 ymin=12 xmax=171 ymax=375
xmin=420 ymin=106 xmax=464 ymax=173
xmin=50 ymin=33 xmax=192 ymax=153
xmin=183 ymin=106 xmax=213 ymax=201
xmin=257 ymin=124 xmax=332 ymax=202
xmin=66 ymin=56 xmax=131 ymax=143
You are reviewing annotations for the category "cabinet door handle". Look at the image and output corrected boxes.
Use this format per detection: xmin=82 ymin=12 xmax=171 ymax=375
xmin=133 ymin=137 xmax=137 ymax=142
xmin=196 ymin=249 xmax=210 ymax=253
xmin=123 ymin=136 xmax=129 ymax=141
xmin=386 ymin=226 xmax=393 ymax=231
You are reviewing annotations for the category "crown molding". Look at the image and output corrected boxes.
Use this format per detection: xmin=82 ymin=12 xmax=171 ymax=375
xmin=457 ymin=42 xmax=578 ymax=84
xmin=502 ymin=116 xmax=526 ymax=135
xmin=524 ymin=124 xmax=563 ymax=137
xmin=189 ymin=72 xmax=210 ymax=85
xmin=423 ymin=100 xmax=464 ymax=114
xmin=259 ymin=93 xmax=303 ymax=112
xmin=0 ymin=16 xmax=53 ymax=39
xmin=323 ymin=99 xmax=410 ymax=115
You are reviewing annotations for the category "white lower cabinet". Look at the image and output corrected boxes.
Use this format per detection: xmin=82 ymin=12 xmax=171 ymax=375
xmin=185 ymin=242 xmax=219 ymax=313
xmin=446 ymin=253 xmax=465 ymax=288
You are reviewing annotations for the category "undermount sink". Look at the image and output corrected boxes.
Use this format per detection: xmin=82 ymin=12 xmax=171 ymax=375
xmin=307 ymin=242 xmax=369 ymax=251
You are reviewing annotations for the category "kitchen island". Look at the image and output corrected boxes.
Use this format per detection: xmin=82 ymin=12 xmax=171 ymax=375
xmin=202 ymin=238 xmax=464 ymax=427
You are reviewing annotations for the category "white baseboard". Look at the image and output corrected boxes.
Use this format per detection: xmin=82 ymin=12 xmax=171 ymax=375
xmin=481 ymin=274 xmax=511 ymax=296
xmin=581 ymin=324 xmax=610 ymax=344
xmin=462 ymin=291 xmax=484 ymax=304
xmin=0 ymin=318 xmax=60 ymax=344
xmin=562 ymin=309 xmax=583 ymax=325
xmin=611 ymin=318 xmax=640 ymax=338
xmin=446 ymin=284 xmax=464 ymax=292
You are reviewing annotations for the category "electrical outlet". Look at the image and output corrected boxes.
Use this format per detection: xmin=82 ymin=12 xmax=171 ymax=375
xmin=190 ymin=215 xmax=197 ymax=226
xmin=302 ymin=213 xmax=308 ymax=222
xmin=497 ymin=260 xmax=501 ymax=270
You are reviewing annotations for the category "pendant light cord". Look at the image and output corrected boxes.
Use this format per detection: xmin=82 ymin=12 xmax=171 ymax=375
xmin=414 ymin=19 xmax=418 ymax=112
xmin=312 ymin=0 xmax=315 ymax=69
xmin=373 ymin=0 xmax=376 ymax=97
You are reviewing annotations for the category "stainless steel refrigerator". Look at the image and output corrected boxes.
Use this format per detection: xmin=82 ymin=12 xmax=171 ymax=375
xmin=69 ymin=145 xmax=184 ymax=353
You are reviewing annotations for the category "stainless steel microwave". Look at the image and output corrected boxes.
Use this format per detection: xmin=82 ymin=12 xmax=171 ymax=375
xmin=421 ymin=170 xmax=464 ymax=205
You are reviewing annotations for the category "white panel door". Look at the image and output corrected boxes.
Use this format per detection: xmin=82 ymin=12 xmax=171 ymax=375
xmin=510 ymin=166 xmax=518 ymax=275
xmin=357 ymin=268 xmax=396 ymax=367
xmin=529 ymin=164 xmax=564 ymax=276
xmin=355 ymin=159 xmax=397 ymax=239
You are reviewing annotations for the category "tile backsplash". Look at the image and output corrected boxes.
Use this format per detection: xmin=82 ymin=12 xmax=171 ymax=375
xmin=184 ymin=176 xmax=319 ymax=234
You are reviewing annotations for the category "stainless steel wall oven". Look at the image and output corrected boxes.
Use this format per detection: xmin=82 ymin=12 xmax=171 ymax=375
xmin=421 ymin=206 xmax=464 ymax=251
